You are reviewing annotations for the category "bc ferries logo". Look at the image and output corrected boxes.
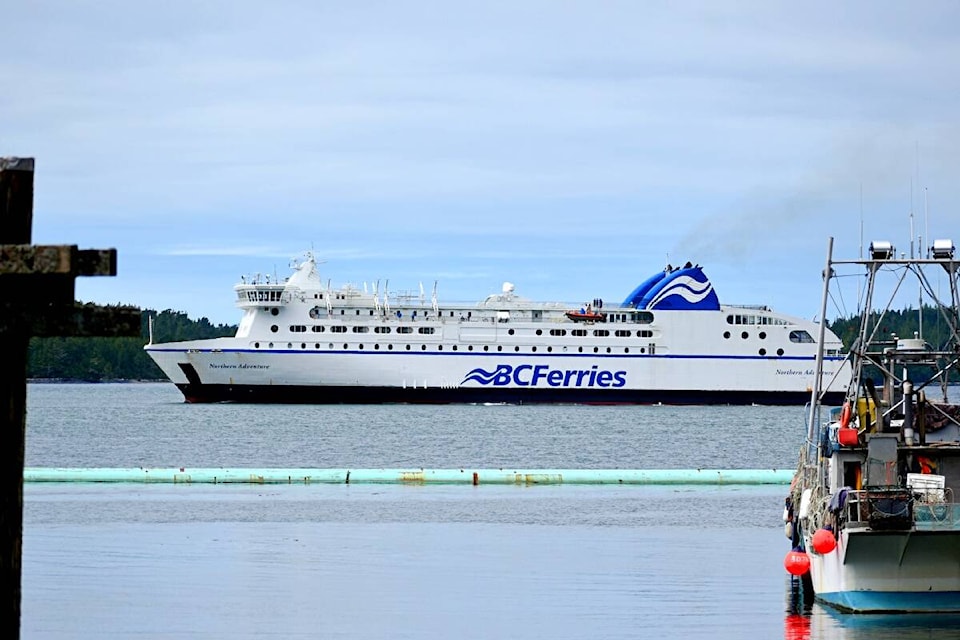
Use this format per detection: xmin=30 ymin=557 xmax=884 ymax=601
xmin=462 ymin=364 xmax=627 ymax=388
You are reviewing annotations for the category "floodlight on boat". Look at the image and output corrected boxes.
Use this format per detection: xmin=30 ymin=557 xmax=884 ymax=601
xmin=931 ymin=239 xmax=955 ymax=259
xmin=869 ymin=241 xmax=894 ymax=260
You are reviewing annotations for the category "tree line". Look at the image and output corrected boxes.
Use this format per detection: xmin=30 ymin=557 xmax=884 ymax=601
xmin=27 ymin=310 xmax=237 ymax=381
xmin=27 ymin=304 xmax=959 ymax=381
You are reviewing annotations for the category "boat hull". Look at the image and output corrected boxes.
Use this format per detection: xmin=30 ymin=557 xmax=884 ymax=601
xmin=808 ymin=529 xmax=960 ymax=613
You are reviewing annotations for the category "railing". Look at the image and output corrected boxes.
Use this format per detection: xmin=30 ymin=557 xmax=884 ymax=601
xmin=843 ymin=487 xmax=959 ymax=530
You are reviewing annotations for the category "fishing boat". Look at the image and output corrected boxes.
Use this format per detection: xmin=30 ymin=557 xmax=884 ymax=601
xmin=144 ymin=253 xmax=848 ymax=404
xmin=784 ymin=237 xmax=960 ymax=613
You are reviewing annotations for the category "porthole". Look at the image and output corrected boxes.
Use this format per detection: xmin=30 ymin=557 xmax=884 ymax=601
xmin=606 ymin=347 xmax=611 ymax=353
xmin=759 ymin=348 xmax=767 ymax=356
xmin=452 ymin=345 xmax=458 ymax=351
xmin=388 ymin=344 xmax=393 ymax=350
xmin=468 ymin=345 xmax=474 ymax=351
xmin=314 ymin=344 xmax=319 ymax=349
xmin=723 ymin=331 xmax=730 ymax=339
xmin=759 ymin=332 xmax=767 ymax=340
xmin=594 ymin=347 xmax=599 ymax=353
xmin=515 ymin=346 xmax=520 ymax=352
xmin=484 ymin=346 xmax=489 ymax=352
xmin=532 ymin=346 xmax=537 ymax=352
xmin=328 ymin=343 xmax=333 ymax=349
xmin=375 ymin=344 xmax=380 ymax=350
xmin=640 ymin=348 xmax=646 ymax=354
xmin=271 ymin=308 xmax=279 ymax=316
xmin=578 ymin=347 xmax=583 ymax=353
xmin=421 ymin=345 xmax=427 ymax=350
xmin=508 ymin=329 xmax=515 ymax=335
xmin=741 ymin=331 xmax=749 ymax=339
xmin=269 ymin=342 xmax=274 ymax=348
xmin=271 ymin=325 xmax=279 ymax=333
xmin=406 ymin=345 xmax=411 ymax=351
xmin=625 ymin=348 xmax=630 ymax=353
xmin=547 ymin=346 xmax=553 ymax=352
xmin=343 ymin=343 xmax=348 ymax=349
xmin=254 ymin=342 xmax=260 ymax=348
xmin=536 ymin=329 xmax=543 ymax=336
xmin=301 ymin=343 xmax=306 ymax=349
xmin=438 ymin=345 xmax=443 ymax=351
xmin=287 ymin=343 xmax=292 ymax=348
xmin=777 ymin=348 xmax=784 ymax=356
xmin=359 ymin=344 xmax=364 ymax=349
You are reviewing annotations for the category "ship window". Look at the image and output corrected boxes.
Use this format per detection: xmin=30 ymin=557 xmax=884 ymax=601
xmin=397 ymin=326 xmax=413 ymax=334
xmin=572 ymin=329 xmax=587 ymax=337
xmin=536 ymin=329 xmax=543 ymax=336
xmin=271 ymin=308 xmax=279 ymax=316
xmin=515 ymin=346 xmax=520 ymax=352
xmin=269 ymin=342 xmax=274 ymax=348
xmin=375 ymin=344 xmax=380 ymax=350
xmin=421 ymin=345 xmax=427 ymax=350
xmin=606 ymin=347 xmax=611 ymax=353
xmin=483 ymin=346 xmax=489 ymax=351
xmin=438 ymin=345 xmax=443 ymax=351
xmin=330 ymin=326 xmax=347 ymax=333
xmin=290 ymin=325 xmax=306 ymax=332
xmin=637 ymin=330 xmax=653 ymax=338
xmin=301 ymin=343 xmax=306 ymax=349
xmin=532 ymin=346 xmax=537 ymax=352
xmin=759 ymin=348 xmax=767 ymax=356
xmin=594 ymin=330 xmax=609 ymax=337
xmin=418 ymin=327 xmax=434 ymax=335
xmin=777 ymin=348 xmax=784 ymax=356
xmin=452 ymin=345 xmax=457 ymax=351
xmin=790 ymin=330 xmax=815 ymax=344
xmin=726 ymin=316 xmax=734 ymax=324
xmin=635 ymin=312 xmax=653 ymax=324
xmin=578 ymin=347 xmax=583 ymax=353
xmin=315 ymin=343 xmax=320 ymax=349
xmin=287 ymin=343 xmax=292 ymax=348
xmin=615 ymin=330 xmax=631 ymax=337
xmin=353 ymin=326 xmax=369 ymax=333
xmin=370 ymin=310 xmax=374 ymax=316
xmin=343 ymin=343 xmax=348 ymax=349
xmin=271 ymin=325 xmax=278 ymax=333
xmin=388 ymin=344 xmax=393 ymax=350
xmin=406 ymin=345 xmax=411 ymax=350
xmin=497 ymin=346 xmax=503 ymax=351
xmin=359 ymin=344 xmax=364 ymax=349
xmin=254 ymin=342 xmax=260 ymax=348
xmin=468 ymin=345 xmax=473 ymax=351
xmin=741 ymin=331 xmax=749 ymax=339
xmin=309 ymin=307 xmax=322 ymax=319
xmin=759 ymin=332 xmax=767 ymax=339
xmin=594 ymin=347 xmax=599 ymax=353
xmin=375 ymin=326 xmax=391 ymax=334
xmin=624 ymin=347 xmax=629 ymax=353
xmin=508 ymin=329 xmax=515 ymax=335
xmin=640 ymin=347 xmax=645 ymax=354
xmin=550 ymin=329 xmax=567 ymax=337
xmin=547 ymin=346 xmax=553 ymax=352
xmin=312 ymin=326 xmax=325 ymax=333
xmin=723 ymin=331 xmax=730 ymax=339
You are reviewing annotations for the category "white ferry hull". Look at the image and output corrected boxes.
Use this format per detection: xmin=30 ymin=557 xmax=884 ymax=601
xmin=146 ymin=345 xmax=845 ymax=405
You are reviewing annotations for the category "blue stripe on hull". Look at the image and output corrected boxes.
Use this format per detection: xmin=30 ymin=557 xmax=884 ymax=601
xmin=176 ymin=383 xmax=844 ymax=405
xmin=817 ymin=590 xmax=960 ymax=614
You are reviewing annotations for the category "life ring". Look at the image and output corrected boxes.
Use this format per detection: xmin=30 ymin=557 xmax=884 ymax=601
xmin=839 ymin=401 xmax=852 ymax=429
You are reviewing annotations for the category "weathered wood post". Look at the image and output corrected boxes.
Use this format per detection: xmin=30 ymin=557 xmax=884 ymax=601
xmin=1 ymin=157 xmax=140 ymax=638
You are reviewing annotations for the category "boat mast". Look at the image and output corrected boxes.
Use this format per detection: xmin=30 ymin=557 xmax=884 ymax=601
xmin=807 ymin=236 xmax=834 ymax=450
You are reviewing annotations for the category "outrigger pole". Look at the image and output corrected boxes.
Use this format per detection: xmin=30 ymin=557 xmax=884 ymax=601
xmin=807 ymin=236 xmax=835 ymax=453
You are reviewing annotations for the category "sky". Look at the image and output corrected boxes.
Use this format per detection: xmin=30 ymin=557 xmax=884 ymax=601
xmin=3 ymin=1 xmax=960 ymax=326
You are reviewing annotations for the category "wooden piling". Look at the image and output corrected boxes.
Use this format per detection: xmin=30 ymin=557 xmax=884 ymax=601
xmin=0 ymin=157 xmax=140 ymax=639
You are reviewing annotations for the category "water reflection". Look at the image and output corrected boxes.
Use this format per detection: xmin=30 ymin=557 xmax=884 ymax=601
xmin=783 ymin=579 xmax=960 ymax=640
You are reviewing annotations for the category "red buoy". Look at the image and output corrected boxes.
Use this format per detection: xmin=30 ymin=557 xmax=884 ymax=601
xmin=812 ymin=528 xmax=837 ymax=554
xmin=784 ymin=549 xmax=810 ymax=576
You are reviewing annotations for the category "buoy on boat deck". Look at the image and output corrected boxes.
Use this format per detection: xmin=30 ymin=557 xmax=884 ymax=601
xmin=838 ymin=401 xmax=852 ymax=429
xmin=811 ymin=528 xmax=837 ymax=554
xmin=784 ymin=549 xmax=810 ymax=576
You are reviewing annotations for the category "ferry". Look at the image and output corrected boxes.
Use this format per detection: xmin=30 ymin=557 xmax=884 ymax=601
xmin=145 ymin=253 xmax=848 ymax=404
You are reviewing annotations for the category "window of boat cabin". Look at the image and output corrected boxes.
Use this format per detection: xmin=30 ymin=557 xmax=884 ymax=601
xmin=593 ymin=329 xmax=609 ymax=337
xmin=789 ymin=330 xmax=815 ymax=343
xmin=634 ymin=312 xmax=653 ymax=324
xmin=397 ymin=326 xmax=413 ymax=334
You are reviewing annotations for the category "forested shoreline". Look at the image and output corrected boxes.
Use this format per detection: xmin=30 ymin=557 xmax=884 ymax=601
xmin=27 ymin=310 xmax=236 ymax=381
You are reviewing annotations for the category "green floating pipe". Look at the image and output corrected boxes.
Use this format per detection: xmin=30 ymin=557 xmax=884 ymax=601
xmin=24 ymin=467 xmax=794 ymax=486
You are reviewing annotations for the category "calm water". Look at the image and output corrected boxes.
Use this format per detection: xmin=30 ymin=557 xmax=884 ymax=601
xmin=20 ymin=383 xmax=960 ymax=639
